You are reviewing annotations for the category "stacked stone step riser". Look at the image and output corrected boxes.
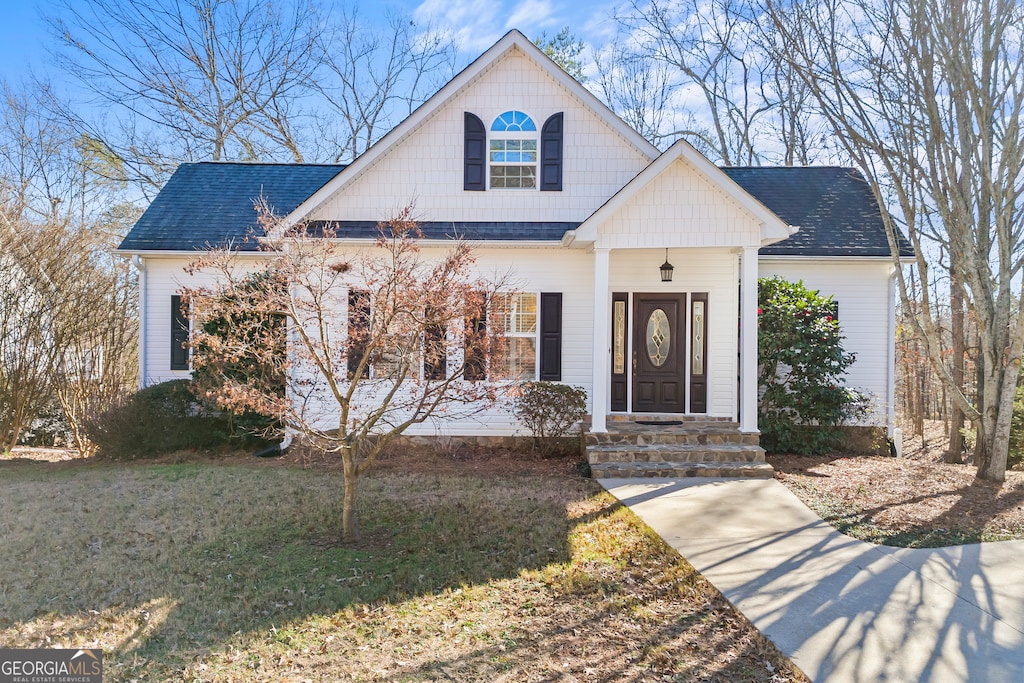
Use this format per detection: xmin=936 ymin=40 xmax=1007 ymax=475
xmin=590 ymin=462 xmax=774 ymax=479
xmin=586 ymin=448 xmax=766 ymax=464
xmin=585 ymin=431 xmax=759 ymax=447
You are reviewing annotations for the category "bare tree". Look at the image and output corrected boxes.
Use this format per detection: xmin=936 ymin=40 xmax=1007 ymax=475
xmin=0 ymin=81 xmax=138 ymax=455
xmin=594 ymin=41 xmax=681 ymax=147
xmin=49 ymin=0 xmax=323 ymax=187
xmin=766 ymin=0 xmax=1024 ymax=481
xmin=312 ymin=10 xmax=456 ymax=162
xmin=185 ymin=208 xmax=510 ymax=541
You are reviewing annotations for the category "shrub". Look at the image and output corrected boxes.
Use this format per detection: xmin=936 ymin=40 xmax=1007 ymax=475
xmin=83 ymin=380 xmax=267 ymax=459
xmin=758 ymin=276 xmax=864 ymax=455
xmin=513 ymin=381 xmax=587 ymax=457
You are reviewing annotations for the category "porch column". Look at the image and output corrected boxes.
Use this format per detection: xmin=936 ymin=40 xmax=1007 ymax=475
xmin=740 ymin=246 xmax=759 ymax=433
xmin=591 ymin=247 xmax=611 ymax=433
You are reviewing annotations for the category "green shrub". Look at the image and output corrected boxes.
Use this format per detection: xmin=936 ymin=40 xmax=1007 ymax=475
xmin=758 ymin=276 xmax=864 ymax=455
xmin=83 ymin=380 xmax=267 ymax=459
xmin=513 ymin=381 xmax=587 ymax=457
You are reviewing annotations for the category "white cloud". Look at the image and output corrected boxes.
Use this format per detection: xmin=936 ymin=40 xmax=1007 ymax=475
xmin=413 ymin=0 xmax=505 ymax=51
xmin=505 ymin=0 xmax=556 ymax=31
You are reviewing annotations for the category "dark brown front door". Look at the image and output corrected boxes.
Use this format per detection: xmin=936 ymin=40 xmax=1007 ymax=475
xmin=632 ymin=293 xmax=686 ymax=412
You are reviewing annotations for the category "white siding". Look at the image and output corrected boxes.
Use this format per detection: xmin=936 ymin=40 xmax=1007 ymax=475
xmin=311 ymin=47 xmax=651 ymax=224
xmin=140 ymin=256 xmax=264 ymax=387
xmin=759 ymin=258 xmax=894 ymax=426
xmin=609 ymin=248 xmax=739 ymax=419
xmin=596 ymin=159 xmax=763 ymax=250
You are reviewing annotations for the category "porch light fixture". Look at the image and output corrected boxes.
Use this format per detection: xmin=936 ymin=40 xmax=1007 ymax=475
xmin=659 ymin=249 xmax=674 ymax=282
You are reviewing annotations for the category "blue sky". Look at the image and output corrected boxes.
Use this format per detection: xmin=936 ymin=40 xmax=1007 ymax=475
xmin=0 ymin=0 xmax=620 ymax=83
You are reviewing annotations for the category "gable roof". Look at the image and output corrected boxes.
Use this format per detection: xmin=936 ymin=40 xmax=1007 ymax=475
xmin=722 ymin=167 xmax=915 ymax=258
xmin=117 ymin=162 xmax=345 ymax=252
xmin=573 ymin=139 xmax=795 ymax=246
xmin=281 ymin=29 xmax=661 ymax=226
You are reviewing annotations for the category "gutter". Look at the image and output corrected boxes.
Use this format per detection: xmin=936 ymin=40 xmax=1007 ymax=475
xmin=130 ymin=255 xmax=147 ymax=389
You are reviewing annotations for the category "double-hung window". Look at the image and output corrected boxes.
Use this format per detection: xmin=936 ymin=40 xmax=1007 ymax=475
xmin=490 ymin=111 xmax=537 ymax=188
xmin=493 ymin=292 xmax=538 ymax=379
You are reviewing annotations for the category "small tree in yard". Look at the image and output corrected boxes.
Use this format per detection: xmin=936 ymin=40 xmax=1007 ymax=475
xmin=758 ymin=276 xmax=863 ymax=454
xmin=185 ymin=208 xmax=509 ymax=542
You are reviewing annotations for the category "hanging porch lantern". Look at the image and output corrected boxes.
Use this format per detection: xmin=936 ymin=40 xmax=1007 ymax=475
xmin=659 ymin=248 xmax=674 ymax=282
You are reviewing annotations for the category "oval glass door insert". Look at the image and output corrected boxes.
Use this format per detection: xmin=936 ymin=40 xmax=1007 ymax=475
xmin=645 ymin=308 xmax=671 ymax=367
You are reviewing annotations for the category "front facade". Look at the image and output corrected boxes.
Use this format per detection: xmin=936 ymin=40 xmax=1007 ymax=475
xmin=117 ymin=30 xmax=912 ymax=440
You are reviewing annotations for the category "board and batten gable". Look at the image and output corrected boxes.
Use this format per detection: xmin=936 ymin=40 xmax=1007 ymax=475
xmin=759 ymin=258 xmax=896 ymax=424
xmin=307 ymin=47 xmax=653 ymax=224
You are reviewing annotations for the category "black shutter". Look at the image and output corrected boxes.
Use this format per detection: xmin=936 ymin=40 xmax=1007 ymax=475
xmin=170 ymin=295 xmax=189 ymax=370
xmin=540 ymin=113 xmax=563 ymax=191
xmin=539 ymin=292 xmax=562 ymax=381
xmin=424 ymin=307 xmax=446 ymax=380
xmin=347 ymin=290 xmax=371 ymax=380
xmin=464 ymin=112 xmax=486 ymax=191
xmin=464 ymin=301 xmax=487 ymax=381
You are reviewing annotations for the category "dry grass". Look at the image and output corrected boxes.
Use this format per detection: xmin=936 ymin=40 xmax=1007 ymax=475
xmin=0 ymin=455 xmax=804 ymax=682
xmin=770 ymin=420 xmax=1024 ymax=547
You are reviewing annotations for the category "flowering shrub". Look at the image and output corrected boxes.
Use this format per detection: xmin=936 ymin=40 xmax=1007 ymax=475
xmin=757 ymin=276 xmax=863 ymax=454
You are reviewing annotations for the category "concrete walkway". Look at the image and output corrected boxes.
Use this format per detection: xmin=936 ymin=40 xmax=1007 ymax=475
xmin=600 ymin=477 xmax=1024 ymax=682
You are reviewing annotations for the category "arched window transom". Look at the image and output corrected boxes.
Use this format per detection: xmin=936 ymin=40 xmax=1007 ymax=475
xmin=490 ymin=110 xmax=537 ymax=188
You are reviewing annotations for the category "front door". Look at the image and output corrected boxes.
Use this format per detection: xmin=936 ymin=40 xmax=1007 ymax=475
xmin=632 ymin=293 xmax=686 ymax=412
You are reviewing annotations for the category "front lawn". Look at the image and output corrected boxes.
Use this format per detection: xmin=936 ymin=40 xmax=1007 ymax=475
xmin=0 ymin=457 xmax=804 ymax=681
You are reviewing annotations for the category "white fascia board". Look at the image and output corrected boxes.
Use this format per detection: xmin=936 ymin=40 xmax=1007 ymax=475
xmin=266 ymin=237 xmax=567 ymax=250
xmin=281 ymin=30 xmax=660 ymax=228
xmin=759 ymin=254 xmax=916 ymax=264
xmin=112 ymin=249 xmax=279 ymax=259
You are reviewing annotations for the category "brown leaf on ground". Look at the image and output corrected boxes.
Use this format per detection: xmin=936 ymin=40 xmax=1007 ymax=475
xmin=769 ymin=420 xmax=1024 ymax=546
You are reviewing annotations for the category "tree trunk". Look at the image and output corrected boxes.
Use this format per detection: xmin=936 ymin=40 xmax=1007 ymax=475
xmin=341 ymin=448 xmax=359 ymax=542
xmin=945 ymin=274 xmax=965 ymax=463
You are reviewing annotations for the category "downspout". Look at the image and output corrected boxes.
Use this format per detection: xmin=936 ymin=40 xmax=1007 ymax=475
xmin=887 ymin=267 xmax=897 ymax=438
xmin=253 ymin=431 xmax=293 ymax=458
xmin=131 ymin=255 xmax=147 ymax=389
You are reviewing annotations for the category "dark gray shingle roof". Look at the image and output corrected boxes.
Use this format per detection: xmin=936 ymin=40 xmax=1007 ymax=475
xmin=117 ymin=162 xmax=347 ymax=251
xmin=119 ymin=161 xmax=912 ymax=258
xmin=721 ymin=166 xmax=914 ymax=257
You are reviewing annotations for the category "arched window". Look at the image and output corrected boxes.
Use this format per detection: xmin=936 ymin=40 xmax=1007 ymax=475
xmin=490 ymin=110 xmax=537 ymax=188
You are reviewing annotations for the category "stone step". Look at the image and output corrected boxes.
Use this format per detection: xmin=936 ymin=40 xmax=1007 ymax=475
xmin=587 ymin=442 xmax=766 ymax=464
xmin=586 ymin=428 xmax=758 ymax=447
xmin=590 ymin=461 xmax=775 ymax=479
xmin=584 ymin=413 xmax=735 ymax=425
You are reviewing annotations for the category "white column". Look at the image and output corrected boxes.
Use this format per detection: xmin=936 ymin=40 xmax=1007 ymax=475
xmin=740 ymin=246 xmax=759 ymax=433
xmin=591 ymin=248 xmax=611 ymax=433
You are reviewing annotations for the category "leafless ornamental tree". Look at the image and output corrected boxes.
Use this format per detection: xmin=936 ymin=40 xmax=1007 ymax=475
xmin=766 ymin=0 xmax=1024 ymax=481
xmin=185 ymin=209 xmax=510 ymax=541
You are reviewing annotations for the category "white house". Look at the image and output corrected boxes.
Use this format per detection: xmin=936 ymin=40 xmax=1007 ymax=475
xmin=116 ymin=30 xmax=911 ymax=475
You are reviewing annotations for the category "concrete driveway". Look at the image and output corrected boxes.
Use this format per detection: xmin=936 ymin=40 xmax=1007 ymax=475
xmin=600 ymin=477 xmax=1024 ymax=682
